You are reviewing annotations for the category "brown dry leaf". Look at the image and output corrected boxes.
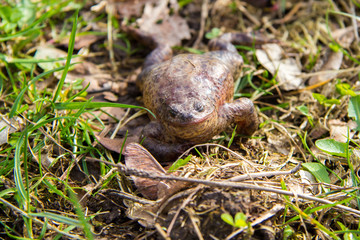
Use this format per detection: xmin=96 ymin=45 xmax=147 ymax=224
xmin=103 ymin=91 xmax=119 ymax=102
xmin=328 ymin=119 xmax=357 ymax=143
xmin=124 ymin=143 xmax=190 ymax=200
xmin=130 ymin=0 xmax=190 ymax=47
xmin=58 ymin=34 xmax=102 ymax=50
xmin=265 ymin=131 xmax=291 ymax=155
xmin=299 ymin=170 xmax=319 ymax=194
xmin=110 ymin=0 xmax=157 ymax=18
xmin=95 ymin=135 xmax=124 ymax=153
xmin=332 ymin=26 xmax=356 ymax=49
xmin=124 ymin=143 xmax=167 ymax=200
xmin=308 ymin=49 xmax=343 ymax=86
xmin=0 ymin=117 xmax=20 ymax=145
xmin=96 ymin=126 xmax=143 ymax=151
xmin=126 ymin=202 xmax=159 ymax=228
xmin=256 ymin=43 xmax=303 ymax=91
xmin=34 ymin=46 xmax=123 ymax=93
xmin=308 ymin=121 xmax=329 ymax=140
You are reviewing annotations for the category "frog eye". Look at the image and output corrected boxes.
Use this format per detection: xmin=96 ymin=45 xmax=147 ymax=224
xmin=168 ymin=107 xmax=179 ymax=117
xmin=194 ymin=102 xmax=204 ymax=112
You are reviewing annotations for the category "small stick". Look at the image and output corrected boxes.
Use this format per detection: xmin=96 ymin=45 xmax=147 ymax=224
xmin=228 ymin=163 xmax=301 ymax=182
xmin=87 ymin=158 xmax=360 ymax=216
xmin=193 ymin=0 xmax=209 ymax=48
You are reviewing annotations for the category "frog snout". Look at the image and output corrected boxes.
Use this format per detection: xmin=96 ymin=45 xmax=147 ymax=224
xmin=168 ymin=106 xmax=194 ymax=121
xmin=178 ymin=112 xmax=194 ymax=121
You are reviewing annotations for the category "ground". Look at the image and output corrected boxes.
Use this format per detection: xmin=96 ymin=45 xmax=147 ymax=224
xmin=0 ymin=0 xmax=359 ymax=239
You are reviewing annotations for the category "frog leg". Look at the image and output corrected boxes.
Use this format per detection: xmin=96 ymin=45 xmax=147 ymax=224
xmin=208 ymin=32 xmax=276 ymax=52
xmin=140 ymin=122 xmax=191 ymax=162
xmin=203 ymin=50 xmax=243 ymax=77
xmin=143 ymin=44 xmax=173 ymax=68
xmin=219 ymin=98 xmax=259 ymax=136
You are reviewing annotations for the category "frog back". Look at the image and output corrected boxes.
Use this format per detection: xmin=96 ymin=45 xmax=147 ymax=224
xmin=140 ymin=54 xmax=235 ymax=119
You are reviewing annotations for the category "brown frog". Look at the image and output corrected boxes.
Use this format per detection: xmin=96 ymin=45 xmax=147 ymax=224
xmin=137 ymin=33 xmax=260 ymax=161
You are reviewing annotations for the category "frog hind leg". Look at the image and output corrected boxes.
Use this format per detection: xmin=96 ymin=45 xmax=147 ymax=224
xmin=123 ymin=25 xmax=173 ymax=68
xmin=220 ymin=98 xmax=259 ymax=136
xmin=143 ymin=44 xmax=173 ymax=68
xmin=208 ymin=32 xmax=276 ymax=52
xmin=136 ymin=44 xmax=173 ymax=90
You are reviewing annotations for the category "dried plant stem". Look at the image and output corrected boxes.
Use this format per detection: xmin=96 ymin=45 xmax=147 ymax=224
xmin=88 ymin=158 xmax=360 ymax=216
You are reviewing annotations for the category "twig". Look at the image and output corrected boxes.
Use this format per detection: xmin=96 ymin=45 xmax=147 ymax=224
xmin=87 ymin=158 xmax=360 ymax=216
xmin=155 ymin=223 xmax=171 ymax=240
xmin=228 ymin=163 xmax=301 ymax=181
xmin=106 ymin=1 xmax=117 ymax=71
xmin=101 ymin=189 xmax=155 ymax=205
xmin=193 ymin=0 xmax=209 ymax=48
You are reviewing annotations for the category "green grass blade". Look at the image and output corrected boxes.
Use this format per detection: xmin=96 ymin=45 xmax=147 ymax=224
xmin=53 ymin=101 xmax=156 ymax=118
xmin=29 ymin=212 xmax=82 ymax=226
xmin=9 ymin=65 xmax=67 ymax=118
xmin=52 ymin=9 xmax=78 ymax=102
xmin=14 ymin=131 xmax=28 ymax=204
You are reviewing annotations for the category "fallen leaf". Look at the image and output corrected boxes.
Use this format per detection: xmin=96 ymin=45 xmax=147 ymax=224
xmin=265 ymin=131 xmax=291 ymax=155
xmin=308 ymin=121 xmax=328 ymax=140
xmin=110 ymin=0 xmax=157 ymax=18
xmin=124 ymin=143 xmax=167 ymax=200
xmin=0 ymin=117 xmax=19 ymax=145
xmin=299 ymin=170 xmax=319 ymax=194
xmin=34 ymin=46 xmax=123 ymax=93
xmin=256 ymin=43 xmax=303 ymax=91
xmin=332 ymin=26 xmax=356 ymax=49
xmin=328 ymin=119 xmax=357 ymax=143
xmin=124 ymin=143 xmax=190 ymax=200
xmin=58 ymin=34 xmax=102 ymax=50
xmin=308 ymin=49 xmax=343 ymax=86
xmin=34 ymin=46 xmax=68 ymax=73
xmin=96 ymin=135 xmax=124 ymax=153
xmin=103 ymin=91 xmax=119 ymax=102
xmin=125 ymin=0 xmax=190 ymax=47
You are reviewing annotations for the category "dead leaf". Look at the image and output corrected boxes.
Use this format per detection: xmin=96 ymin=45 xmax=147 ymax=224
xmin=103 ymin=91 xmax=119 ymax=102
xmin=308 ymin=49 xmax=343 ymax=86
xmin=96 ymin=135 xmax=124 ymax=153
xmin=332 ymin=26 xmax=356 ymax=49
xmin=125 ymin=0 xmax=190 ymax=47
xmin=328 ymin=119 xmax=357 ymax=143
xmin=34 ymin=46 xmax=69 ymax=73
xmin=124 ymin=143 xmax=191 ymax=200
xmin=34 ymin=46 xmax=124 ymax=93
xmin=308 ymin=121 xmax=329 ymax=140
xmin=265 ymin=131 xmax=291 ymax=155
xmin=58 ymin=34 xmax=102 ymax=50
xmin=0 ymin=117 xmax=20 ymax=145
xmin=109 ymin=0 xmax=157 ymax=18
xmin=256 ymin=43 xmax=304 ymax=91
xmin=299 ymin=170 xmax=319 ymax=194
xmin=124 ymin=143 xmax=167 ymax=200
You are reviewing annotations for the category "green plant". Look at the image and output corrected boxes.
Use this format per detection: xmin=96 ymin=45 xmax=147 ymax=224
xmin=221 ymin=212 xmax=251 ymax=230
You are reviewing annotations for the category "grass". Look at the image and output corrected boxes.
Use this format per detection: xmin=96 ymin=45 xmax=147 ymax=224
xmin=0 ymin=1 xmax=141 ymax=238
xmin=0 ymin=0 xmax=360 ymax=239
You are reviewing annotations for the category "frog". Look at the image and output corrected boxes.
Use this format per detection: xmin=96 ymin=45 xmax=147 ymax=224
xmin=136 ymin=33 xmax=261 ymax=161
